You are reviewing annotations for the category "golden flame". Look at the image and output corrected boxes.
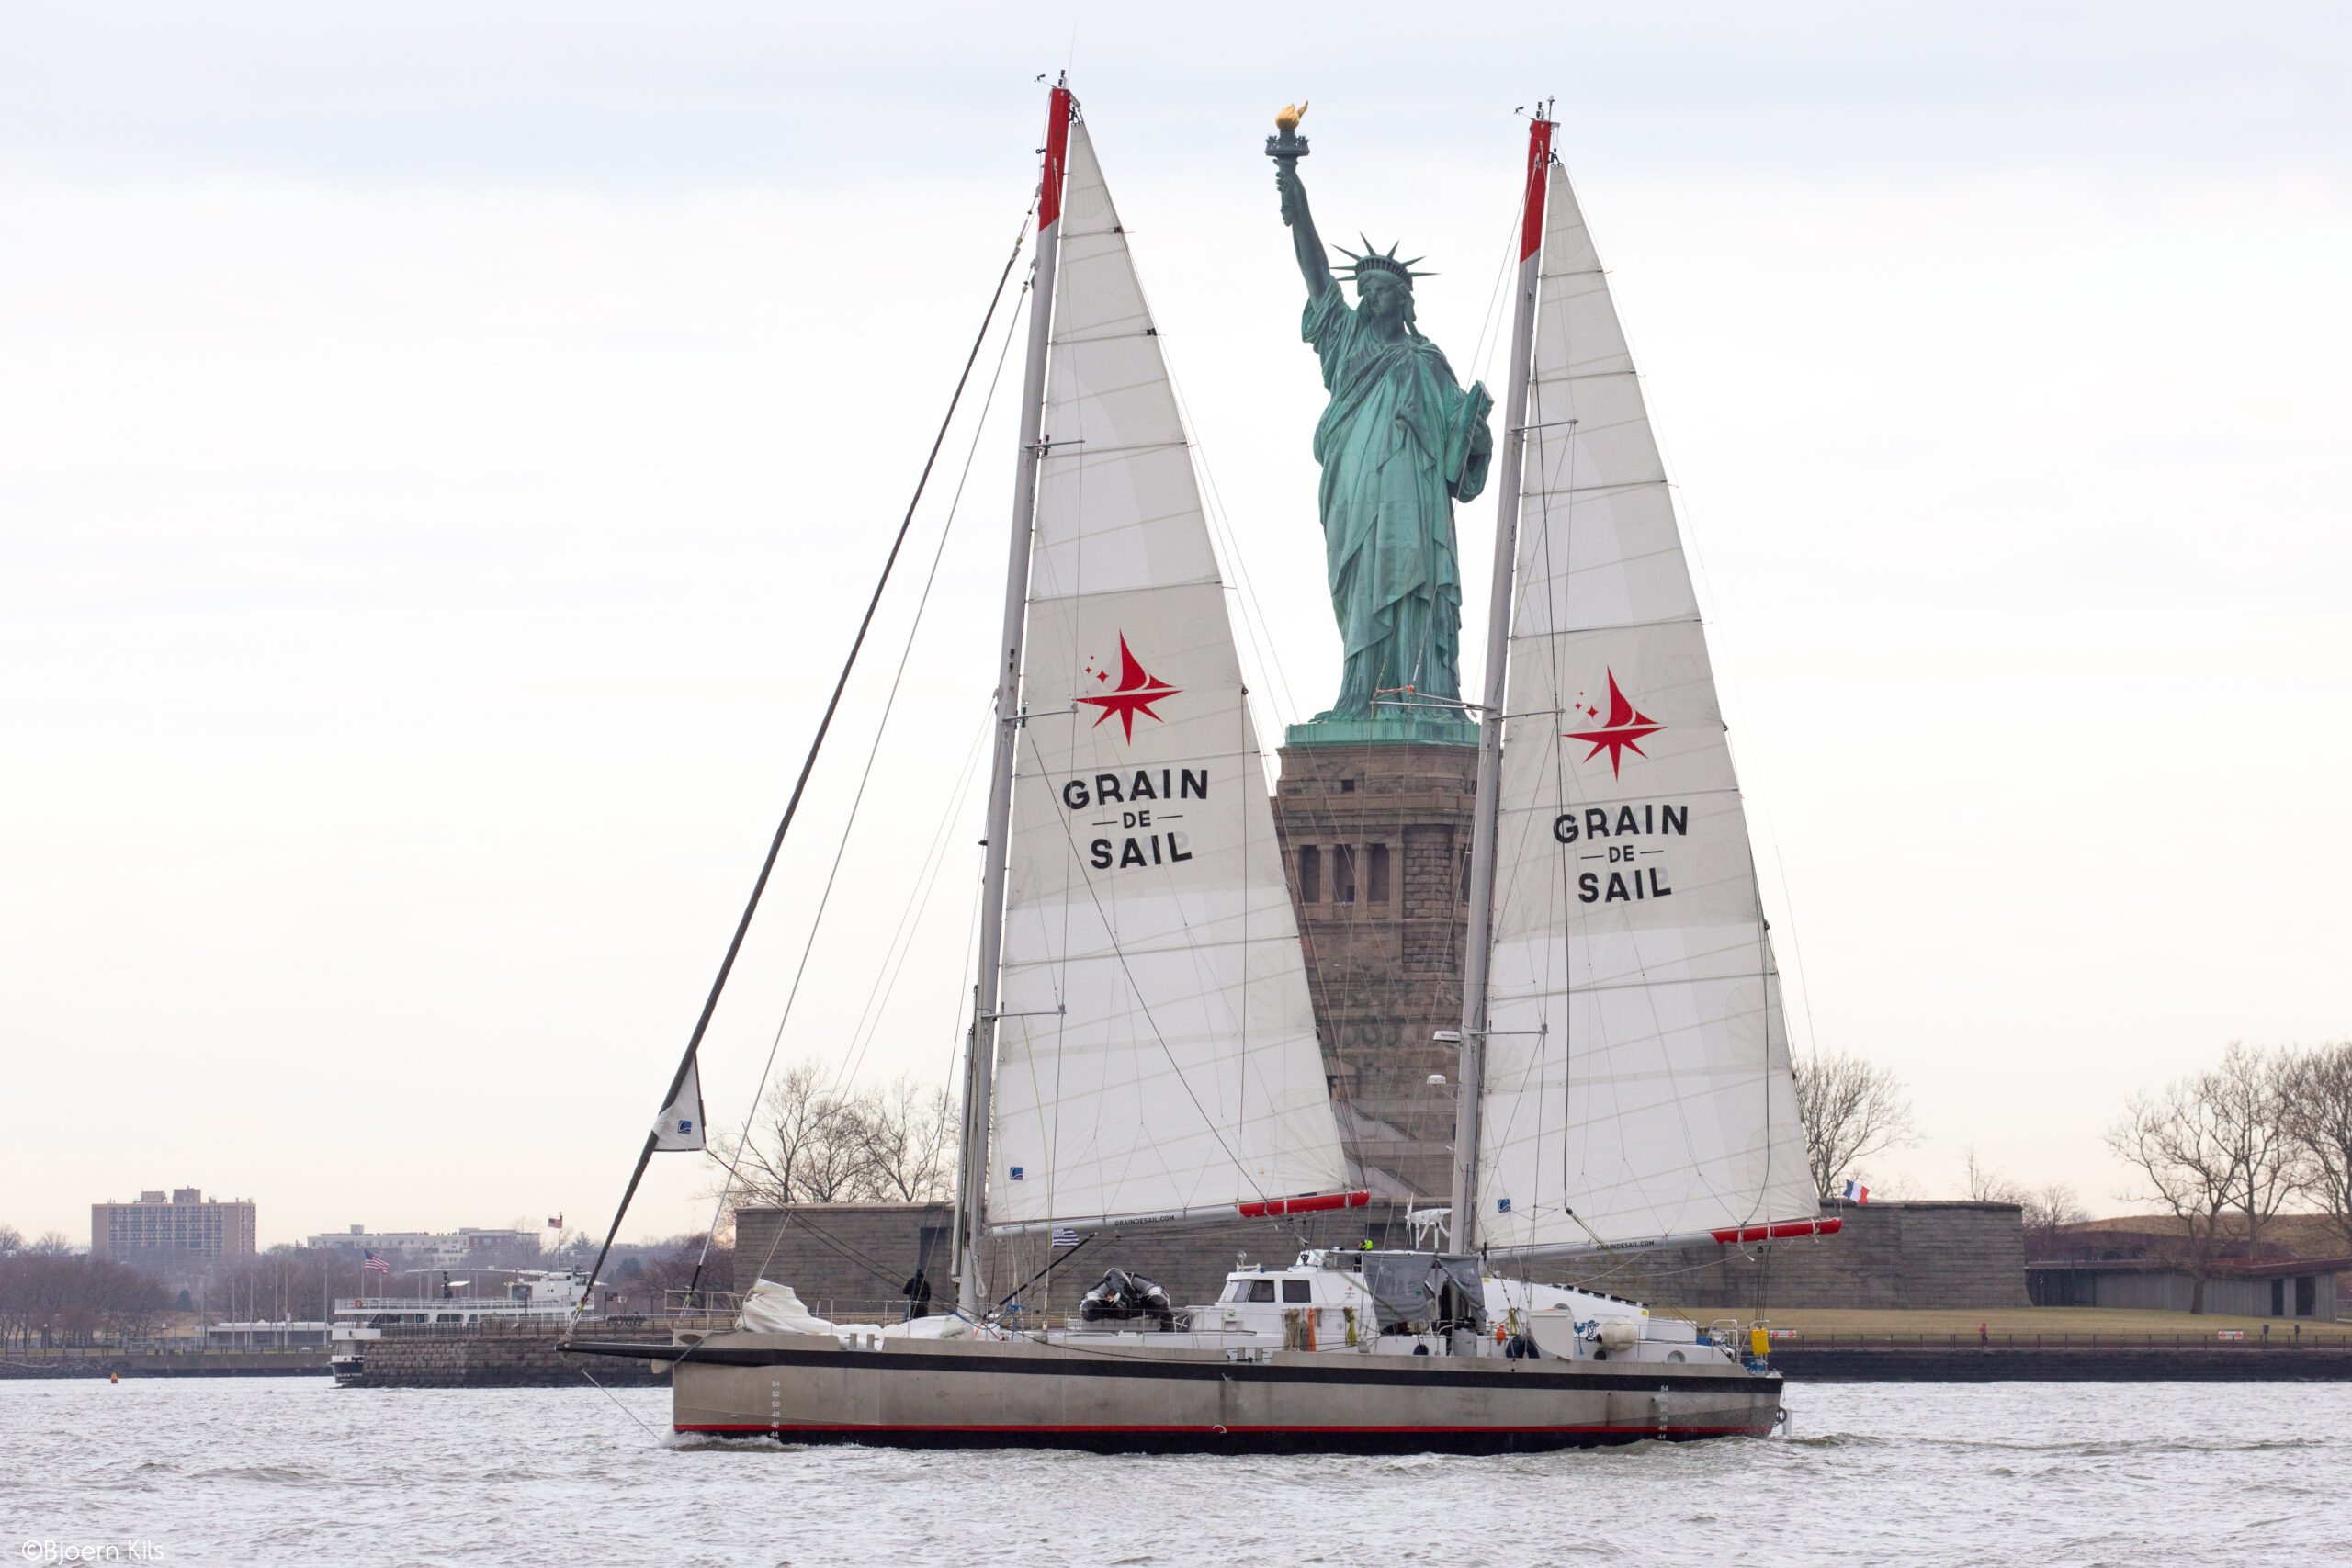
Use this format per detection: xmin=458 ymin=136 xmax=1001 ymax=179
xmin=1274 ymin=102 xmax=1308 ymax=134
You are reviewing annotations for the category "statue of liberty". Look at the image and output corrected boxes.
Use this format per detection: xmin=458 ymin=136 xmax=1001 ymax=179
xmin=1272 ymin=111 xmax=1492 ymax=742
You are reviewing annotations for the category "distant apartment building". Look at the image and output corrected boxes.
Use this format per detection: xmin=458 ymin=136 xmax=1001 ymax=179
xmin=91 ymin=1188 xmax=257 ymax=1264
xmin=305 ymin=1224 xmax=539 ymax=1265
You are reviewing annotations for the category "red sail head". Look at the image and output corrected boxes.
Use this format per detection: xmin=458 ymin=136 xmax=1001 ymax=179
xmin=1520 ymin=116 xmax=1553 ymax=264
xmin=1038 ymin=85 xmax=1074 ymax=231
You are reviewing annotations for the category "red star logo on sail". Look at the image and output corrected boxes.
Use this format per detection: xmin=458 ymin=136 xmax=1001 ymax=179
xmin=1564 ymin=669 xmax=1664 ymax=776
xmin=1076 ymin=635 xmax=1181 ymax=742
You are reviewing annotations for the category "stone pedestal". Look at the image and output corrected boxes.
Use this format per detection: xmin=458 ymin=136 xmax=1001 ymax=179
xmin=1270 ymin=741 xmax=1477 ymax=1202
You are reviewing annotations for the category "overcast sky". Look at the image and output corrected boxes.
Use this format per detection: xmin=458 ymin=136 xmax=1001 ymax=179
xmin=4 ymin=3 xmax=2347 ymax=1247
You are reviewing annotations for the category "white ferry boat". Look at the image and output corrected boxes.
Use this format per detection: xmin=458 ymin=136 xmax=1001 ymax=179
xmin=331 ymin=1269 xmax=595 ymax=1385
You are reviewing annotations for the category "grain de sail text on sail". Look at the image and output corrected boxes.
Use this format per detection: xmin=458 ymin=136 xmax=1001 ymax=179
xmin=1554 ymin=800 xmax=1688 ymax=905
xmin=1058 ymin=767 xmax=1210 ymax=873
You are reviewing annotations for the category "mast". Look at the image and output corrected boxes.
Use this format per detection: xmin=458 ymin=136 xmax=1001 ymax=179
xmin=1448 ymin=109 xmax=1553 ymax=1256
xmin=955 ymin=82 xmax=1072 ymax=1317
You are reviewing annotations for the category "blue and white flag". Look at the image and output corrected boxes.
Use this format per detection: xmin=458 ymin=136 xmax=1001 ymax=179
xmin=1051 ymin=1228 xmax=1081 ymax=1248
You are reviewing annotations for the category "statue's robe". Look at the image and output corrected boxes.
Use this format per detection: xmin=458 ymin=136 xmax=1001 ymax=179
xmin=1304 ymin=279 xmax=1493 ymax=720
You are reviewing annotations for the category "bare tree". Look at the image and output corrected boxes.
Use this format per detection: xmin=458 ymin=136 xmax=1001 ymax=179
xmin=1794 ymin=1050 xmax=1919 ymax=1201
xmin=2282 ymin=1041 xmax=2352 ymax=1255
xmin=714 ymin=1057 xmax=965 ymax=1212
xmin=859 ymin=1077 xmax=959 ymax=1202
xmin=30 ymin=1231 xmax=74 ymax=1257
xmin=1960 ymin=1146 xmax=2028 ymax=1204
xmin=2020 ymin=1180 xmax=2090 ymax=1258
xmin=2206 ymin=1042 xmax=2297 ymax=1256
xmin=2106 ymin=1077 xmax=2236 ymax=1313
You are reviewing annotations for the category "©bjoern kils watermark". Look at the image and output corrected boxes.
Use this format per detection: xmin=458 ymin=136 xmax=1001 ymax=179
xmin=20 ymin=1543 xmax=164 ymax=1563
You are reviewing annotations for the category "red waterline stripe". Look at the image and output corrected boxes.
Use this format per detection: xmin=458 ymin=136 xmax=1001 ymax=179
xmin=1236 ymin=1190 xmax=1371 ymax=1219
xmin=1709 ymin=1217 xmax=1843 ymax=1245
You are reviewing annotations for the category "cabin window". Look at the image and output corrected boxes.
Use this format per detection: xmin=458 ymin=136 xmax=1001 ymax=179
xmin=1299 ymin=846 xmax=1320 ymax=905
xmin=1282 ymin=1280 xmax=1312 ymax=1303
xmin=1237 ymin=1279 xmax=1276 ymax=1303
xmin=1334 ymin=845 xmax=1357 ymax=905
xmin=1368 ymin=843 xmax=1390 ymax=903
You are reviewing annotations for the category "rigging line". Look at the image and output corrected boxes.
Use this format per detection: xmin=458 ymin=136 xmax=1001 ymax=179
xmin=1469 ymin=169 xmax=1532 ymax=396
xmin=583 ymin=201 xmax=1032 ymax=1307
xmin=1120 ymin=205 xmax=1300 ymax=740
xmin=1599 ymin=255 xmax=1819 ymax=1066
xmin=1597 ymin=355 xmax=1795 ymax=1229
xmin=837 ymin=705 xmax=995 ymax=1089
xmin=696 ymin=255 xmax=1035 ymax=1284
xmin=587 ymin=204 xmax=1034 ymax=1310
xmin=1153 ymin=285 xmax=1302 ymax=735
xmin=825 ymin=254 xmax=1033 ymax=1099
xmin=1014 ymin=722 xmax=1274 ymax=1205
xmin=576 ymin=1365 xmax=664 ymax=1445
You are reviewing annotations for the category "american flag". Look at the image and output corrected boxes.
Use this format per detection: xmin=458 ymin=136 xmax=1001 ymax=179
xmin=364 ymin=1250 xmax=391 ymax=1275
xmin=1051 ymin=1228 xmax=1081 ymax=1248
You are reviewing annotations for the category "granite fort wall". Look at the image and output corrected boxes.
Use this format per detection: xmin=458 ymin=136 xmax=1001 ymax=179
xmin=343 ymin=1327 xmax=673 ymax=1388
xmin=733 ymin=1199 xmax=2029 ymax=1318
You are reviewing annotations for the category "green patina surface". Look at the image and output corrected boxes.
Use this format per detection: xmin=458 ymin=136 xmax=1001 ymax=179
xmin=1271 ymin=132 xmax=1489 ymax=749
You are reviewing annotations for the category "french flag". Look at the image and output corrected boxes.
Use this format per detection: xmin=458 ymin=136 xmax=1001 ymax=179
xmin=1842 ymin=1179 xmax=1871 ymax=1204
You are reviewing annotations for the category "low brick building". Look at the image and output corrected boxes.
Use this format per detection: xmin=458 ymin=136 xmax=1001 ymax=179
xmin=2028 ymin=1257 xmax=2345 ymax=1320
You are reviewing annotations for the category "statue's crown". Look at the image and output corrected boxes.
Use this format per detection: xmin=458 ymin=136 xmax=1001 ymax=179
xmin=1338 ymin=237 xmax=1432 ymax=286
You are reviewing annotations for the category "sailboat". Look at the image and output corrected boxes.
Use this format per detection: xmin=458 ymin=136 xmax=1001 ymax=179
xmin=565 ymin=85 xmax=1828 ymax=1451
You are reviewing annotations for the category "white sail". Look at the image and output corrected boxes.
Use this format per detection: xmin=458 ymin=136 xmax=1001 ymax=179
xmin=986 ymin=120 xmax=1351 ymax=1230
xmin=1476 ymin=163 xmax=1818 ymax=1253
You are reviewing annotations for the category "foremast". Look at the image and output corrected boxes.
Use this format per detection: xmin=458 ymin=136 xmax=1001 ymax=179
xmin=1449 ymin=110 xmax=1554 ymax=1256
xmin=954 ymin=82 xmax=1073 ymax=1318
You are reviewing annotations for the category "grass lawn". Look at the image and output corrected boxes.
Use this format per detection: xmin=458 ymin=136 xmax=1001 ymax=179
xmin=1652 ymin=1305 xmax=2349 ymax=1345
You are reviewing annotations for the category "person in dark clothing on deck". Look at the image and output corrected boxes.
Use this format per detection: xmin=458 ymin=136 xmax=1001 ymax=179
xmin=901 ymin=1268 xmax=933 ymax=1320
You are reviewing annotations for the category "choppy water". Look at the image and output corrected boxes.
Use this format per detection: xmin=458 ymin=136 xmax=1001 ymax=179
xmin=2 ymin=1378 xmax=2339 ymax=1566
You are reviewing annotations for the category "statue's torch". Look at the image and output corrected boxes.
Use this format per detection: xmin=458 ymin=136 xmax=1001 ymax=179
xmin=1268 ymin=103 xmax=1309 ymax=228
xmin=1266 ymin=101 xmax=1311 ymax=164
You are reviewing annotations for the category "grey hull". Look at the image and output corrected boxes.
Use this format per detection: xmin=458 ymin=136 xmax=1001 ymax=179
xmin=572 ymin=1333 xmax=1783 ymax=1454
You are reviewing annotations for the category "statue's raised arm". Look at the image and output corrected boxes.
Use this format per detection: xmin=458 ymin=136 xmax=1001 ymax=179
xmin=1273 ymin=160 xmax=1332 ymax=299
xmin=1263 ymin=104 xmax=1493 ymax=742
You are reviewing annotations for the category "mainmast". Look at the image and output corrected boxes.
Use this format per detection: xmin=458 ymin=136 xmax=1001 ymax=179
xmin=1449 ymin=109 xmax=1554 ymax=1256
xmin=955 ymin=82 xmax=1073 ymax=1317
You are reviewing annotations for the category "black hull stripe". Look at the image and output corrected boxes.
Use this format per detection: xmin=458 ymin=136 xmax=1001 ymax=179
xmin=568 ymin=1341 xmax=1770 ymax=1396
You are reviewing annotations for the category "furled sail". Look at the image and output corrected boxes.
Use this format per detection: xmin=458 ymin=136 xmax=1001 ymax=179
xmin=986 ymin=119 xmax=1351 ymax=1230
xmin=1476 ymin=163 xmax=1818 ymax=1253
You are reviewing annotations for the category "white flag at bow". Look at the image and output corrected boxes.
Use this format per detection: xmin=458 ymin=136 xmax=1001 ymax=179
xmin=652 ymin=1058 xmax=707 ymax=1151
